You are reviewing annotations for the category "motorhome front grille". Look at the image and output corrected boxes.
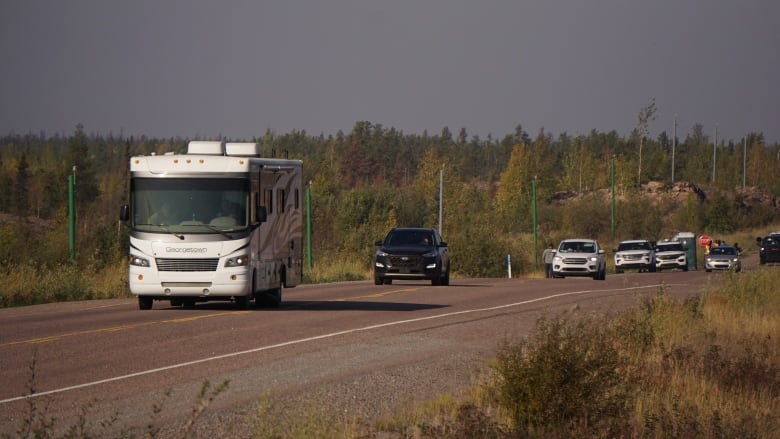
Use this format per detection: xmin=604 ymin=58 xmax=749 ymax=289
xmin=155 ymin=258 xmax=219 ymax=272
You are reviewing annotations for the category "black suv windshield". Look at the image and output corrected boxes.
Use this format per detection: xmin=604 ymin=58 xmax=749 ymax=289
xmin=763 ymin=237 xmax=779 ymax=246
xmin=385 ymin=230 xmax=435 ymax=246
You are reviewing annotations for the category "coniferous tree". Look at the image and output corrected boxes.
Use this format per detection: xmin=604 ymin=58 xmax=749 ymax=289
xmin=13 ymin=153 xmax=30 ymax=216
xmin=67 ymin=124 xmax=100 ymax=207
xmin=0 ymin=152 xmax=11 ymax=211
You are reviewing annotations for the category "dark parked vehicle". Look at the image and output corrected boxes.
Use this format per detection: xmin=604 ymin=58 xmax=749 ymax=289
xmin=759 ymin=233 xmax=780 ymax=264
xmin=374 ymin=227 xmax=450 ymax=285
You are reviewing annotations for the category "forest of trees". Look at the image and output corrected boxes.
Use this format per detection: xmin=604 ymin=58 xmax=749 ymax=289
xmin=1 ymin=120 xmax=779 ymax=285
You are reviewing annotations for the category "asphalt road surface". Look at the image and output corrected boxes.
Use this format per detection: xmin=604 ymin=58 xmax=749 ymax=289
xmin=0 ymin=267 xmax=730 ymax=437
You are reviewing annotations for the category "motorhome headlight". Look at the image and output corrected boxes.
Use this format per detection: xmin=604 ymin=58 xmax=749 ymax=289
xmin=225 ymin=254 xmax=249 ymax=267
xmin=129 ymin=255 xmax=149 ymax=267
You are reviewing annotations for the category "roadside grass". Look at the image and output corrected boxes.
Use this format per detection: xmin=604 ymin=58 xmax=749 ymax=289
xmin=303 ymin=256 xmax=371 ymax=284
xmin=0 ymin=261 xmax=130 ymax=307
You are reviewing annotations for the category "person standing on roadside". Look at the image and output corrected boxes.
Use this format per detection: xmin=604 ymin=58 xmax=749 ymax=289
xmin=542 ymin=243 xmax=556 ymax=278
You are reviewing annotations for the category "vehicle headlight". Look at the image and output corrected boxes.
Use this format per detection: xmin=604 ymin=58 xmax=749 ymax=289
xmin=422 ymin=251 xmax=436 ymax=258
xmin=589 ymin=256 xmax=598 ymax=262
xmin=375 ymin=251 xmax=389 ymax=258
xmin=130 ymin=255 xmax=150 ymax=267
xmin=554 ymin=256 xmax=562 ymax=262
xmin=732 ymin=257 xmax=739 ymax=262
xmin=225 ymin=254 xmax=249 ymax=267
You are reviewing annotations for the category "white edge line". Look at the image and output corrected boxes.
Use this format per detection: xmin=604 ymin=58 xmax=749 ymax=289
xmin=1 ymin=283 xmax=678 ymax=404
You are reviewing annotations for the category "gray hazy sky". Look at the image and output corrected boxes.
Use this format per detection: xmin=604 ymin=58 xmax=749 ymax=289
xmin=2 ymin=1 xmax=779 ymax=143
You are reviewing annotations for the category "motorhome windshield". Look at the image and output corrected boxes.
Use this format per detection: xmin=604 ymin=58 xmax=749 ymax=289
xmin=131 ymin=178 xmax=249 ymax=233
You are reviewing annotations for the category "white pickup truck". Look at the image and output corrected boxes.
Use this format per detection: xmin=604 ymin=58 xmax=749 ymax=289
xmin=552 ymin=239 xmax=607 ymax=280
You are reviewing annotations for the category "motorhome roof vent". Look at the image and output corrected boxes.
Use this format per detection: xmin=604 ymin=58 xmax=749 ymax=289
xmin=225 ymin=142 xmax=261 ymax=157
xmin=187 ymin=141 xmax=224 ymax=155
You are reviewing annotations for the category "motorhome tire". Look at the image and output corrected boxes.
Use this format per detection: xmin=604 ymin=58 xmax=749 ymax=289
xmin=138 ymin=296 xmax=153 ymax=310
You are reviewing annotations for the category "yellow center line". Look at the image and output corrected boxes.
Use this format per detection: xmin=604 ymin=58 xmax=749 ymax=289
xmin=1 ymin=311 xmax=249 ymax=347
xmin=3 ymin=287 xmax=418 ymax=347
xmin=332 ymin=287 xmax=419 ymax=301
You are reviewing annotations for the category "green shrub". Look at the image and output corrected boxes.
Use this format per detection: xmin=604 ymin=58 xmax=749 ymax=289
xmin=491 ymin=314 xmax=630 ymax=436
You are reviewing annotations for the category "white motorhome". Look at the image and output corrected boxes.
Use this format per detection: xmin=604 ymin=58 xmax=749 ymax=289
xmin=120 ymin=141 xmax=303 ymax=310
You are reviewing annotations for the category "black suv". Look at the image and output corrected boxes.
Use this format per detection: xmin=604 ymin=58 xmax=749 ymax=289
xmin=759 ymin=233 xmax=780 ymax=264
xmin=374 ymin=227 xmax=450 ymax=285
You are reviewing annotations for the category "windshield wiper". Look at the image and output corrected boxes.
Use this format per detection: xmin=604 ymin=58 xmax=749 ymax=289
xmin=180 ymin=222 xmax=235 ymax=239
xmin=135 ymin=223 xmax=185 ymax=240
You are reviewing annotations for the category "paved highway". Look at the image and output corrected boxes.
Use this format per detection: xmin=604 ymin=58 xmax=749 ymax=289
xmin=0 ymin=269 xmax=721 ymax=436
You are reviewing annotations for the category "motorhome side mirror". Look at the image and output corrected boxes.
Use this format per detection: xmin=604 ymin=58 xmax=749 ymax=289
xmin=256 ymin=205 xmax=267 ymax=223
xmin=119 ymin=204 xmax=129 ymax=221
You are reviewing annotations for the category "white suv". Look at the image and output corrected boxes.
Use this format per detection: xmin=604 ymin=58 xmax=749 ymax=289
xmin=552 ymin=239 xmax=607 ymax=280
xmin=655 ymin=241 xmax=688 ymax=271
xmin=614 ymin=240 xmax=656 ymax=273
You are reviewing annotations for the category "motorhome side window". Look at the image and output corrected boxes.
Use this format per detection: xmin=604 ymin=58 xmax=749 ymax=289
xmin=277 ymin=189 xmax=285 ymax=213
xmin=264 ymin=189 xmax=273 ymax=214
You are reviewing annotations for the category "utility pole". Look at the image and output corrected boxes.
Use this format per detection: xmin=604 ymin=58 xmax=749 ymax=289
xmin=712 ymin=126 xmax=717 ymax=183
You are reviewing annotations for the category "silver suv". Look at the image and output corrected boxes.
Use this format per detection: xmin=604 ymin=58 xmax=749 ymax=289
xmin=655 ymin=240 xmax=688 ymax=271
xmin=552 ymin=239 xmax=607 ymax=280
xmin=614 ymin=240 xmax=656 ymax=273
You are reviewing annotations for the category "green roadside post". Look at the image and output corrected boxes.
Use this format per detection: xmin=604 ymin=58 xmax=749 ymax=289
xmin=611 ymin=157 xmax=615 ymax=239
xmin=306 ymin=180 xmax=312 ymax=269
xmin=532 ymin=176 xmax=538 ymax=272
xmin=68 ymin=173 xmax=76 ymax=263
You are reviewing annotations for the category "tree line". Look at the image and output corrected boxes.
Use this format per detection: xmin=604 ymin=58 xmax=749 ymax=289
xmin=1 ymin=120 xmax=778 ymax=279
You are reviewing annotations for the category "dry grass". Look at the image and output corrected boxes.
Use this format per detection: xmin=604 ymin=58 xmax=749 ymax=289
xmin=303 ymin=256 xmax=371 ymax=284
xmin=0 ymin=260 xmax=130 ymax=307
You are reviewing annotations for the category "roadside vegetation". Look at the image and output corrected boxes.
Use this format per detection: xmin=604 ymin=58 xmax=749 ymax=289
xmin=2 ymin=123 xmax=780 ymax=307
